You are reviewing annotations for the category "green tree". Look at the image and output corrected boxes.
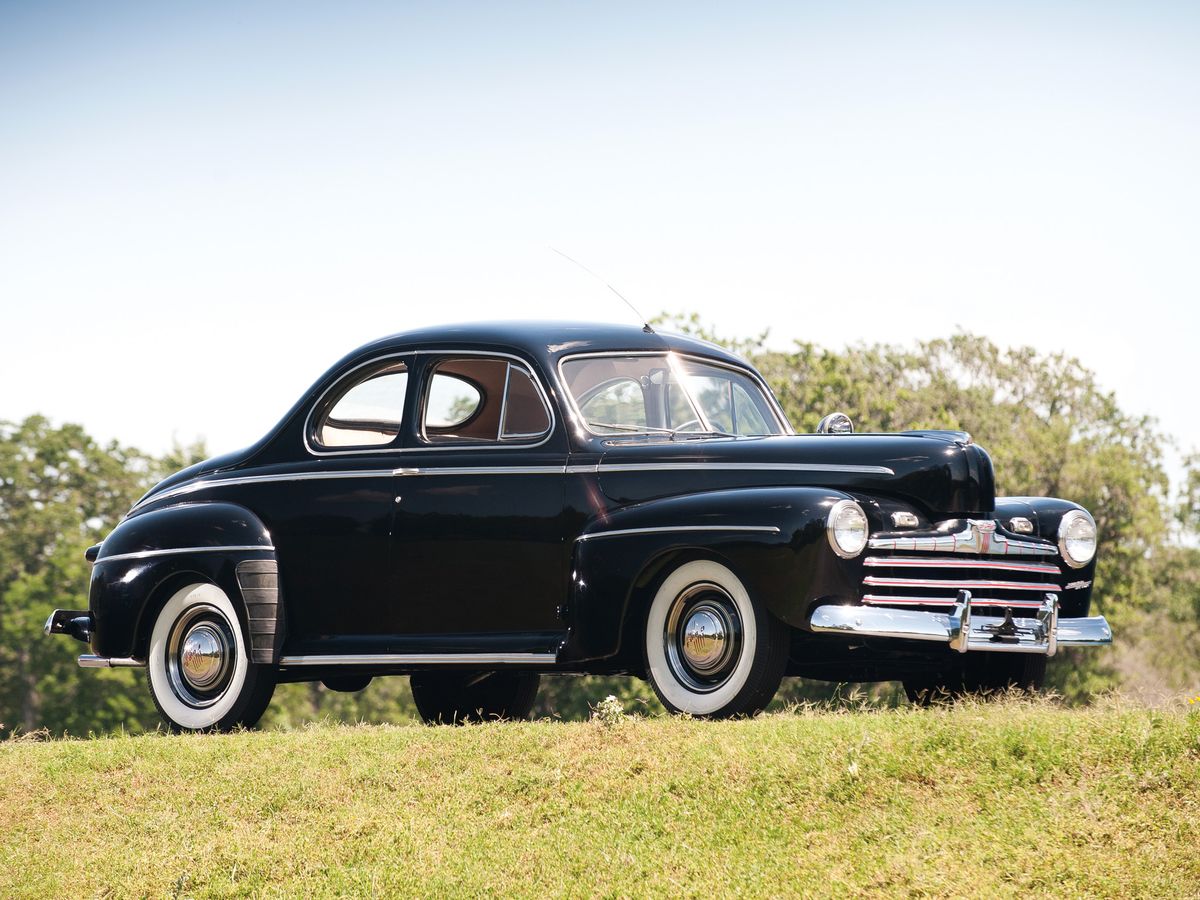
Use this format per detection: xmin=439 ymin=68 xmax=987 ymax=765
xmin=0 ymin=417 xmax=206 ymax=737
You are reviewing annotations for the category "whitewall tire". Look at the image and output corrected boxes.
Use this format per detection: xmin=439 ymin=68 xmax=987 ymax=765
xmin=643 ymin=560 xmax=788 ymax=718
xmin=146 ymin=583 xmax=275 ymax=732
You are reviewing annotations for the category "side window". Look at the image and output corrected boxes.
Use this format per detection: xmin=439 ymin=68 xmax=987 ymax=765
xmin=314 ymin=362 xmax=408 ymax=449
xmin=422 ymin=357 xmax=551 ymax=444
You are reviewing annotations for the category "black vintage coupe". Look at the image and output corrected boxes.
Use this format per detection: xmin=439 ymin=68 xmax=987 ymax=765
xmin=47 ymin=322 xmax=1110 ymax=729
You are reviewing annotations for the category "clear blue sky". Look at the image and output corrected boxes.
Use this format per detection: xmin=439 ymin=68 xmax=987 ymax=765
xmin=2 ymin=2 xmax=1197 ymax=485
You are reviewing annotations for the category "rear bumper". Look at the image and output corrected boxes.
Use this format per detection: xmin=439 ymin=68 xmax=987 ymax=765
xmin=809 ymin=591 xmax=1111 ymax=656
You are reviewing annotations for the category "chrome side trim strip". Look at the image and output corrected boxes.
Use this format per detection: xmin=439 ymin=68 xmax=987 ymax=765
xmin=397 ymin=465 xmax=567 ymax=476
xmin=95 ymin=545 xmax=274 ymax=565
xmin=278 ymin=652 xmax=558 ymax=666
xmin=133 ymin=470 xmax=395 ymax=510
xmin=577 ymin=525 xmax=781 ymax=542
xmin=78 ymin=655 xmax=145 ymax=668
xmin=863 ymin=556 xmax=1060 ymax=575
xmin=594 ymin=462 xmax=895 ymax=476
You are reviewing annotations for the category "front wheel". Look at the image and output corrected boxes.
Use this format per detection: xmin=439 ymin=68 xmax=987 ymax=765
xmin=146 ymin=583 xmax=276 ymax=732
xmin=643 ymin=559 xmax=788 ymax=718
xmin=410 ymin=672 xmax=541 ymax=724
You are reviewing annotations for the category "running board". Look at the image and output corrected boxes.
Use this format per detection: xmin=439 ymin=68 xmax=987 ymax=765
xmin=278 ymin=652 xmax=558 ymax=667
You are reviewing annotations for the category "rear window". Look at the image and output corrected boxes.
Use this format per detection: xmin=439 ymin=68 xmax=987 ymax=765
xmin=422 ymin=357 xmax=551 ymax=444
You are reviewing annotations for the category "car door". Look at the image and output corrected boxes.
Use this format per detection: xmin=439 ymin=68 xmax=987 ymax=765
xmin=260 ymin=355 xmax=412 ymax=647
xmin=389 ymin=352 xmax=569 ymax=650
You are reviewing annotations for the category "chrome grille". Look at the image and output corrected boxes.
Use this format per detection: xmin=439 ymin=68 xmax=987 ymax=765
xmin=861 ymin=520 xmax=1063 ymax=614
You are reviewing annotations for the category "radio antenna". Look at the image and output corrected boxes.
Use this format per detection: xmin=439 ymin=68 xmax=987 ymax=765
xmin=550 ymin=247 xmax=654 ymax=334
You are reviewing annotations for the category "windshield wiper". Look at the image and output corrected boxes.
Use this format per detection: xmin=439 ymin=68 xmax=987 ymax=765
xmin=586 ymin=421 xmax=674 ymax=434
xmin=668 ymin=427 xmax=739 ymax=439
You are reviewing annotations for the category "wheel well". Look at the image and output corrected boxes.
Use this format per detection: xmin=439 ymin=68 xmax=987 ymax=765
xmin=616 ymin=547 xmax=737 ymax=675
xmin=131 ymin=572 xmax=226 ymax=660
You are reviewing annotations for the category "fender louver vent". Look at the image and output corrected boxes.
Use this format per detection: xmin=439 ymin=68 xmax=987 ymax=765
xmin=236 ymin=559 xmax=281 ymax=664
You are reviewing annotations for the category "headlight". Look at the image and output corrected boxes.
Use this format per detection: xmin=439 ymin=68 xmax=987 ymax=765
xmin=827 ymin=499 xmax=869 ymax=558
xmin=1058 ymin=509 xmax=1097 ymax=568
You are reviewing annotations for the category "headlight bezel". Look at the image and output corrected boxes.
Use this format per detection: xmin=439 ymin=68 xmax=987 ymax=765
xmin=1058 ymin=508 xmax=1097 ymax=569
xmin=827 ymin=499 xmax=869 ymax=559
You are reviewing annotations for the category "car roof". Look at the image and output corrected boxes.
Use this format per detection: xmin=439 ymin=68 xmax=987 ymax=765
xmin=348 ymin=320 xmax=750 ymax=369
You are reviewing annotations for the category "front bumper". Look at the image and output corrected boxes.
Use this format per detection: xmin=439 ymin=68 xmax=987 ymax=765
xmin=809 ymin=591 xmax=1111 ymax=656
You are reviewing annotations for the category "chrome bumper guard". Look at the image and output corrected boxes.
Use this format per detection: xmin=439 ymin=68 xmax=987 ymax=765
xmin=809 ymin=591 xmax=1111 ymax=656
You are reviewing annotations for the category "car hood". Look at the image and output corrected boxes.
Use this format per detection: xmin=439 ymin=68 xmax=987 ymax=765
xmin=595 ymin=433 xmax=995 ymax=518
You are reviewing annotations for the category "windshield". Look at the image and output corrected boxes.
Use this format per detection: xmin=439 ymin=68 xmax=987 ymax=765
xmin=560 ymin=353 xmax=787 ymax=437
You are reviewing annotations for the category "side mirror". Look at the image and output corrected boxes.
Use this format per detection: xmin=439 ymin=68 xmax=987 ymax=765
xmin=817 ymin=412 xmax=854 ymax=434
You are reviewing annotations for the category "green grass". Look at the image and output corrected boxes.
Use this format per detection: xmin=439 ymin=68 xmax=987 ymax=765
xmin=2 ymin=698 xmax=1198 ymax=898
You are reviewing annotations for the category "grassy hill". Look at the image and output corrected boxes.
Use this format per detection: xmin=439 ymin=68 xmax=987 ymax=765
xmin=2 ymin=698 xmax=1197 ymax=898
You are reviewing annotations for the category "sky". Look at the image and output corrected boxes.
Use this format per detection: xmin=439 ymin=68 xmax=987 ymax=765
xmin=2 ymin=1 xmax=1197 ymax=486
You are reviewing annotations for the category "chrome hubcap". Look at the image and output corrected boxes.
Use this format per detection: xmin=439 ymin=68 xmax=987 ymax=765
xmin=664 ymin=583 xmax=743 ymax=693
xmin=166 ymin=604 xmax=235 ymax=708
xmin=681 ymin=607 xmax=731 ymax=672
xmin=180 ymin=624 xmax=227 ymax=689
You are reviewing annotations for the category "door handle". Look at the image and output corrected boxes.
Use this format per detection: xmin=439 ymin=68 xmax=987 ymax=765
xmin=393 ymin=467 xmax=420 ymax=476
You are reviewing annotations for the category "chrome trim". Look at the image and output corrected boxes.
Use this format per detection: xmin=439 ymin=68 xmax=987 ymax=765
xmin=1064 ymin=579 xmax=1092 ymax=590
xmin=862 ymin=594 xmax=1049 ymax=609
xmin=862 ymin=575 xmax=1060 ymax=592
xmin=809 ymin=593 xmax=1111 ymax=654
xmin=595 ymin=462 xmax=895 ymax=476
xmin=497 ymin=360 xmax=512 ymax=438
xmin=1008 ymin=516 xmax=1035 ymax=534
xmin=1058 ymin=508 xmax=1097 ymax=569
xmin=133 ymin=459 xmax=895 ymax=514
xmin=78 ymin=655 xmax=145 ymax=668
xmin=868 ymin=519 xmax=1057 ymax=556
xmin=278 ymin=652 xmax=557 ymax=666
xmin=556 ymin=349 xmax=794 ymax=438
xmin=827 ymin=498 xmax=869 ymax=559
xmin=133 ymin=470 xmax=395 ymax=511
xmin=303 ymin=349 xmax=557 ymax=458
xmin=862 ymin=556 xmax=1060 ymax=575
xmin=816 ymin=412 xmax=854 ymax=434
xmin=398 ymin=465 xmax=567 ymax=477
xmin=94 ymin=544 xmax=275 ymax=565
xmin=576 ymin=525 xmax=781 ymax=542
xmin=890 ymin=511 xmax=919 ymax=529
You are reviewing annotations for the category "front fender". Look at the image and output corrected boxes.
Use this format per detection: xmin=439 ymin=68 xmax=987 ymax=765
xmin=564 ymin=487 xmax=857 ymax=666
xmin=88 ymin=502 xmax=279 ymax=661
xmin=995 ymin=496 xmax=1097 ymax=616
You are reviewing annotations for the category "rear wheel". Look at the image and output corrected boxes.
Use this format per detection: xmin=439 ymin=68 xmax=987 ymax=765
xmin=904 ymin=653 xmax=1047 ymax=705
xmin=410 ymin=672 xmax=540 ymax=724
xmin=643 ymin=559 xmax=787 ymax=718
xmin=146 ymin=583 xmax=276 ymax=732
